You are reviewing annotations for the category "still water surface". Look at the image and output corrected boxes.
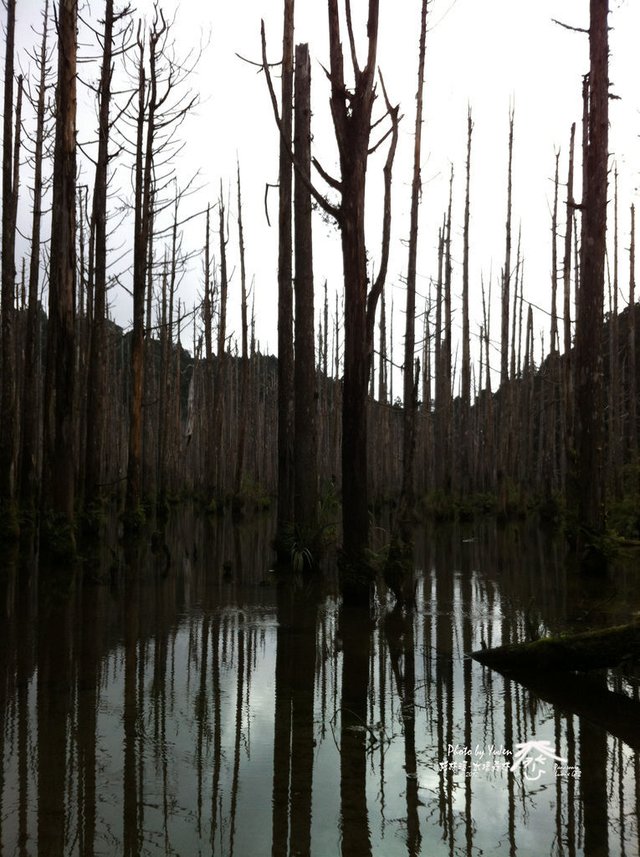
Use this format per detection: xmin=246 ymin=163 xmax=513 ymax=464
xmin=1 ymin=512 xmax=639 ymax=856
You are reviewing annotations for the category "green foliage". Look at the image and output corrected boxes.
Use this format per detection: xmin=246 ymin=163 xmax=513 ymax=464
xmin=236 ymin=478 xmax=272 ymax=512
xmin=276 ymin=480 xmax=341 ymax=571
xmin=121 ymin=503 xmax=146 ymax=535
xmin=41 ymin=512 xmax=77 ymax=563
xmin=609 ymin=494 xmax=640 ymax=540
xmin=537 ymin=491 xmax=566 ymax=526
xmin=80 ymin=500 xmax=108 ymax=541
xmin=422 ymin=489 xmax=499 ymax=522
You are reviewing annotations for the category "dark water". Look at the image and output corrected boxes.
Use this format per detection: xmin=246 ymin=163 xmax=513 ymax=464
xmin=1 ymin=512 xmax=639 ymax=856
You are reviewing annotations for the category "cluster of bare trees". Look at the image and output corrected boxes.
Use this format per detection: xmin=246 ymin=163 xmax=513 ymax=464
xmin=0 ymin=0 xmax=629 ymax=569
xmin=262 ymin=0 xmax=617 ymax=573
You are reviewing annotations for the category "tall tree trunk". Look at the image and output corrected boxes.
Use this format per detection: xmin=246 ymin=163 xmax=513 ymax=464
xmin=262 ymin=0 xmax=398 ymax=580
xmin=434 ymin=223 xmax=444 ymax=491
xmin=571 ymin=0 xmax=609 ymax=559
xmin=551 ymin=150 xmax=560 ymax=353
xmin=85 ymin=0 xmax=115 ymax=507
xmin=276 ymin=0 xmax=295 ymax=539
xmin=293 ymin=43 xmax=317 ymax=535
xmin=399 ymin=0 xmax=428 ymax=529
xmin=460 ymin=109 xmax=473 ymax=494
xmin=125 ymin=37 xmax=148 ymax=520
xmin=562 ymin=123 xmax=576 ymax=493
xmin=20 ymin=0 xmax=50 ymax=513
xmin=1 ymin=0 xmax=18 ymax=534
xmin=126 ymin=15 xmax=165 ymax=520
xmin=378 ymin=292 xmax=387 ymax=402
xmin=628 ymin=204 xmax=637 ymax=470
xmin=43 ymin=0 xmax=78 ymax=549
xmin=326 ymin=0 xmax=398 ymax=580
xmin=607 ymin=168 xmax=621 ymax=497
xmin=234 ymin=163 xmax=250 ymax=500
xmin=500 ymin=107 xmax=514 ymax=386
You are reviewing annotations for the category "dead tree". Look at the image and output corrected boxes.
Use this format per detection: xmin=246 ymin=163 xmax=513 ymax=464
xmin=606 ymin=169 xmax=621 ymax=497
xmin=125 ymin=19 xmax=158 ymax=521
xmin=42 ymin=0 xmax=78 ymax=548
xmin=85 ymin=0 xmax=132 ymax=507
xmin=399 ymin=0 xmax=429 ymax=530
xmin=628 ymin=204 xmax=637 ymax=469
xmin=460 ymin=109 xmax=473 ymax=493
xmin=571 ymin=0 xmax=609 ymax=558
xmin=19 ymin=8 xmax=51 ymax=513
xmin=277 ymin=0 xmax=295 ymax=538
xmin=293 ymin=43 xmax=317 ymax=534
xmin=550 ymin=150 xmax=560 ymax=353
xmin=562 ymin=123 xmax=576 ymax=486
xmin=0 ymin=0 xmax=18 ymax=533
xmin=500 ymin=106 xmax=514 ymax=386
xmin=123 ymin=9 xmax=197 ymax=520
xmin=234 ymin=162 xmax=250 ymax=500
xmin=262 ymin=0 xmax=399 ymax=580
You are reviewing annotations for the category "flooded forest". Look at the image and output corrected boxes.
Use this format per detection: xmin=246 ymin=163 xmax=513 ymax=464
xmin=1 ymin=0 xmax=640 ymax=854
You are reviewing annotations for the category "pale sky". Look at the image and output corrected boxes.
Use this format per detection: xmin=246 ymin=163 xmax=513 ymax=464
xmin=9 ymin=0 xmax=640 ymax=392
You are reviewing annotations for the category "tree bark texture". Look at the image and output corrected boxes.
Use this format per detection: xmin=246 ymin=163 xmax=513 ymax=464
xmin=277 ymin=0 xmax=295 ymax=535
xmin=293 ymin=43 xmax=318 ymax=533
xmin=571 ymin=0 xmax=609 ymax=550
xmin=1 ymin=0 xmax=18 ymax=517
xmin=43 ymin=0 xmax=78 ymax=531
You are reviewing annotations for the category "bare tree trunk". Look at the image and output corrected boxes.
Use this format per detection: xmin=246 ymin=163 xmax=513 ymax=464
xmin=293 ymin=43 xmax=317 ymax=536
xmin=20 ymin=0 xmax=50 ymax=514
xmin=85 ymin=0 xmax=115 ymax=508
xmin=562 ymin=123 xmax=576 ymax=494
xmin=326 ymin=0 xmax=398 ymax=578
xmin=0 ymin=0 xmax=18 ymax=534
xmin=234 ymin=163 xmax=250 ymax=501
xmin=43 ymin=0 xmax=78 ymax=550
xmin=500 ymin=107 xmax=514 ymax=386
xmin=628 ymin=204 xmax=637 ymax=469
xmin=262 ymin=0 xmax=398 ymax=580
xmin=434 ymin=223 xmax=444 ymax=491
xmin=399 ymin=0 xmax=428 ymax=529
xmin=126 ymin=14 xmax=166 ymax=521
xmin=551 ymin=150 xmax=560 ymax=353
xmin=277 ymin=0 xmax=295 ymax=539
xmin=211 ymin=186 xmax=229 ymax=498
xmin=126 ymin=35 xmax=149 ymax=520
xmin=607 ymin=169 xmax=621 ymax=497
xmin=378 ymin=292 xmax=387 ymax=402
xmin=571 ymin=0 xmax=609 ymax=559
xmin=460 ymin=109 xmax=473 ymax=494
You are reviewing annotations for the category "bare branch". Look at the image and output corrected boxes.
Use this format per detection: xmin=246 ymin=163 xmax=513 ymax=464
xmin=367 ymin=72 xmax=399 ymax=343
xmin=264 ymin=181 xmax=278 ymax=227
xmin=236 ymin=51 xmax=280 ymax=69
xmin=551 ymin=18 xmax=588 ymax=34
xmin=312 ymin=156 xmax=342 ymax=191
xmin=344 ymin=0 xmax=361 ymax=79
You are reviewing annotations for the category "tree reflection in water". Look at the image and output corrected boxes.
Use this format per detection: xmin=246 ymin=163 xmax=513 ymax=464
xmin=0 ymin=512 xmax=639 ymax=856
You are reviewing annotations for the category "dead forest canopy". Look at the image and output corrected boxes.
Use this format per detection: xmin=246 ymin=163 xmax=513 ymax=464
xmin=0 ymin=0 xmax=637 ymax=562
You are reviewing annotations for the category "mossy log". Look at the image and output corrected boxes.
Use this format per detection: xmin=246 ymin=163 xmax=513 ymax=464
xmin=472 ymin=620 xmax=640 ymax=673
xmin=472 ymin=622 xmax=640 ymax=750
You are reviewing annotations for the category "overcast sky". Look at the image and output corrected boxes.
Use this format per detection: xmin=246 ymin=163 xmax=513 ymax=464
xmin=9 ymin=0 xmax=640 ymax=390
